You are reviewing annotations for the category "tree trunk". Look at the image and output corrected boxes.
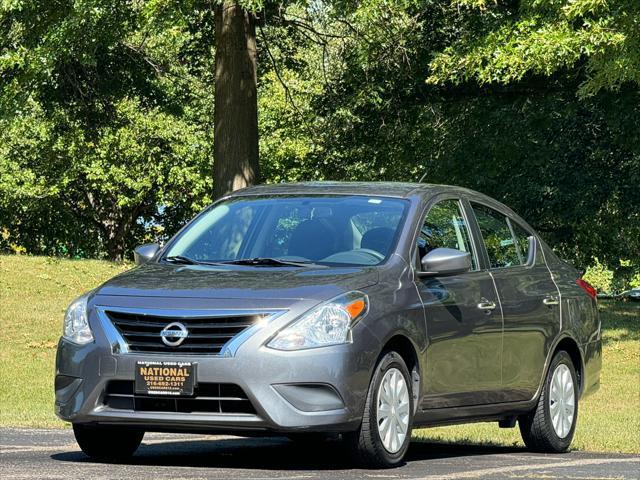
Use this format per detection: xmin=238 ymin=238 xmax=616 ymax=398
xmin=100 ymin=211 xmax=132 ymax=262
xmin=213 ymin=1 xmax=259 ymax=199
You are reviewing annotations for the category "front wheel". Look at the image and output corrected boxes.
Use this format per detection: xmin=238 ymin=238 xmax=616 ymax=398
xmin=519 ymin=350 xmax=579 ymax=452
xmin=73 ymin=424 xmax=144 ymax=461
xmin=345 ymin=351 xmax=414 ymax=468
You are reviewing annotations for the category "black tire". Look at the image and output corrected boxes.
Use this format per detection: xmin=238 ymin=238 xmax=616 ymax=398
xmin=345 ymin=351 xmax=414 ymax=468
xmin=519 ymin=351 xmax=579 ymax=453
xmin=73 ymin=424 xmax=144 ymax=461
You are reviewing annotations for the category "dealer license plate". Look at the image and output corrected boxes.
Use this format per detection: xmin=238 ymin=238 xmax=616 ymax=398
xmin=135 ymin=361 xmax=195 ymax=396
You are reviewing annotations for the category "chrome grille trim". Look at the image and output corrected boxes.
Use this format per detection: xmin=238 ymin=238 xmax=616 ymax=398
xmin=96 ymin=306 xmax=286 ymax=357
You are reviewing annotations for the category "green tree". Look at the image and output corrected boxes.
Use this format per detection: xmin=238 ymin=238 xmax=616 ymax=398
xmin=1 ymin=0 xmax=638 ymax=274
xmin=0 ymin=0 xmax=214 ymax=259
xmin=299 ymin=0 xmax=640 ymax=270
xmin=0 ymin=0 xmax=404 ymax=256
xmin=427 ymin=0 xmax=640 ymax=97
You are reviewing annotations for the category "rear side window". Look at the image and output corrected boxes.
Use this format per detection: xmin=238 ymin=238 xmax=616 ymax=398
xmin=471 ymin=203 xmax=520 ymax=269
xmin=418 ymin=199 xmax=478 ymax=270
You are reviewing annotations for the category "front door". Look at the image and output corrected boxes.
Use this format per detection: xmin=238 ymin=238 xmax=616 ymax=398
xmin=415 ymin=199 xmax=504 ymax=409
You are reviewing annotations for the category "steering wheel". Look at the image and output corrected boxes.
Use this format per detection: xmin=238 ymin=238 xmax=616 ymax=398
xmin=320 ymin=248 xmax=385 ymax=265
xmin=352 ymin=248 xmax=385 ymax=261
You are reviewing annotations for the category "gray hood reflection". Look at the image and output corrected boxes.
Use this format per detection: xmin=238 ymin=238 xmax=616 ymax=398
xmin=95 ymin=262 xmax=379 ymax=300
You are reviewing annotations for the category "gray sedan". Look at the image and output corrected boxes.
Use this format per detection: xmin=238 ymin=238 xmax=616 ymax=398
xmin=55 ymin=182 xmax=601 ymax=467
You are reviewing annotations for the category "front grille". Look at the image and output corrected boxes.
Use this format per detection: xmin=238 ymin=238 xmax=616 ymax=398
xmin=104 ymin=380 xmax=257 ymax=414
xmin=105 ymin=310 xmax=265 ymax=355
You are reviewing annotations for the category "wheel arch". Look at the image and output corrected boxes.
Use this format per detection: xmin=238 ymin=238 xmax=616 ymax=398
xmin=379 ymin=334 xmax=421 ymax=412
xmin=549 ymin=335 xmax=584 ymax=396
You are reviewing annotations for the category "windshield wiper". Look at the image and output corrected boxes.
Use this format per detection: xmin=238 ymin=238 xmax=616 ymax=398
xmin=164 ymin=255 xmax=200 ymax=265
xmin=219 ymin=257 xmax=315 ymax=268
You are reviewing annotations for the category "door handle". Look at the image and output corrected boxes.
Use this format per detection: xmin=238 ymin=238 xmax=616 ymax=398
xmin=543 ymin=296 xmax=559 ymax=306
xmin=477 ymin=300 xmax=496 ymax=311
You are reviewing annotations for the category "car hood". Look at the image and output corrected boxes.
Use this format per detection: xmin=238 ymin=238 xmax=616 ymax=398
xmin=94 ymin=262 xmax=379 ymax=301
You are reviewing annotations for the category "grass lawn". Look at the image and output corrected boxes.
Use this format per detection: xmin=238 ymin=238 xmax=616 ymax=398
xmin=0 ymin=255 xmax=129 ymax=428
xmin=1 ymin=254 xmax=638 ymax=453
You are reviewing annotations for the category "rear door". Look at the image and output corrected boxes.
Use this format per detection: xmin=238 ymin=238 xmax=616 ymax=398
xmin=468 ymin=202 xmax=561 ymax=402
xmin=415 ymin=197 xmax=504 ymax=409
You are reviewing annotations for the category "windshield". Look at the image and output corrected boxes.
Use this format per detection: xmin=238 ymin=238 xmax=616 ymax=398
xmin=163 ymin=195 xmax=408 ymax=266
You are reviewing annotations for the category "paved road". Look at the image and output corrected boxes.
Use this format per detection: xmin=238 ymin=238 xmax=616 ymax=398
xmin=1 ymin=428 xmax=638 ymax=479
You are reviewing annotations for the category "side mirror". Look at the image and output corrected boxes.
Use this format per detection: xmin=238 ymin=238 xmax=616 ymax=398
xmin=419 ymin=248 xmax=472 ymax=277
xmin=134 ymin=243 xmax=160 ymax=265
xmin=526 ymin=235 xmax=536 ymax=265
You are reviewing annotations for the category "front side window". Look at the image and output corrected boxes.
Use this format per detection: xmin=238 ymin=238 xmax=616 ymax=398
xmin=164 ymin=195 xmax=408 ymax=266
xmin=417 ymin=199 xmax=477 ymax=270
xmin=471 ymin=203 xmax=522 ymax=268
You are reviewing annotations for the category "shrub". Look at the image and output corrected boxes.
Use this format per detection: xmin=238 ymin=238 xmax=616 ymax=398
xmin=583 ymin=258 xmax=614 ymax=294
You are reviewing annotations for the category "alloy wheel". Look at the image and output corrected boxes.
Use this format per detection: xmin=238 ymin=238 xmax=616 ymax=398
xmin=549 ymin=363 xmax=575 ymax=438
xmin=376 ymin=367 xmax=410 ymax=453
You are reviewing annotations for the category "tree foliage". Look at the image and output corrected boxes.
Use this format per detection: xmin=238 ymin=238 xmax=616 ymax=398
xmin=0 ymin=0 xmax=638 ymax=285
xmin=259 ymin=0 xmax=640 ymax=273
xmin=1 ymin=0 xmax=214 ymax=259
xmin=427 ymin=0 xmax=640 ymax=97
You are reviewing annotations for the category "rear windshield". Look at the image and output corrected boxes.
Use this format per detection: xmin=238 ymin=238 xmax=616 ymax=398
xmin=163 ymin=195 xmax=409 ymax=266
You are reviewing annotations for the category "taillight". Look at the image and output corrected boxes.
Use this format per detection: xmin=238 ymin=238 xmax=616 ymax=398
xmin=576 ymin=278 xmax=597 ymax=300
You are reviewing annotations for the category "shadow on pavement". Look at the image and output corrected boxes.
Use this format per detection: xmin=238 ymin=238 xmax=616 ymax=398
xmin=51 ymin=436 xmax=526 ymax=471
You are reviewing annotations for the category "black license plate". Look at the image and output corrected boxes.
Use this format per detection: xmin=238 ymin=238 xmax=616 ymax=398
xmin=135 ymin=361 xmax=196 ymax=396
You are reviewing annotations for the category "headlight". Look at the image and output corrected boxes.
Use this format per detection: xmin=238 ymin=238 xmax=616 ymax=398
xmin=267 ymin=291 xmax=369 ymax=351
xmin=63 ymin=293 xmax=94 ymax=344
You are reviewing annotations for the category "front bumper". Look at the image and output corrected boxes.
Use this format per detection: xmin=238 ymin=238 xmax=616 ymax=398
xmin=55 ymin=298 xmax=376 ymax=434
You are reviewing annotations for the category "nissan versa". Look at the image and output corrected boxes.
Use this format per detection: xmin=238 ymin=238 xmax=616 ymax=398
xmin=55 ymin=182 xmax=602 ymax=467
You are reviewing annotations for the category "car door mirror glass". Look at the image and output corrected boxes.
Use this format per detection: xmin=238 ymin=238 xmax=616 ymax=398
xmin=134 ymin=243 xmax=160 ymax=265
xmin=420 ymin=248 xmax=472 ymax=276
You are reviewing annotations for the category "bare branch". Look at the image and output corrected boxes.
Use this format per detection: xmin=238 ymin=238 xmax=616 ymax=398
xmin=257 ymin=23 xmax=302 ymax=116
xmin=284 ymin=18 xmax=347 ymax=41
xmin=122 ymin=42 xmax=165 ymax=75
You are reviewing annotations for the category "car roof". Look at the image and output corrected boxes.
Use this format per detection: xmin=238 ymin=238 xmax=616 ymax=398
xmin=227 ymin=181 xmax=477 ymax=199
xmin=227 ymin=181 xmax=529 ymax=229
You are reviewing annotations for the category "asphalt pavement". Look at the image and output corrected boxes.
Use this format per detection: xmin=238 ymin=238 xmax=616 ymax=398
xmin=1 ymin=428 xmax=638 ymax=479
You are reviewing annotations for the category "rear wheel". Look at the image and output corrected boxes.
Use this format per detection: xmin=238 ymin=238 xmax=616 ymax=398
xmin=345 ymin=351 xmax=413 ymax=468
xmin=73 ymin=424 xmax=144 ymax=461
xmin=519 ymin=351 xmax=578 ymax=452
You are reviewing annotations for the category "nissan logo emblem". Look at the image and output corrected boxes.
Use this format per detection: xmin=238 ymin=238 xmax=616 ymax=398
xmin=160 ymin=322 xmax=189 ymax=347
